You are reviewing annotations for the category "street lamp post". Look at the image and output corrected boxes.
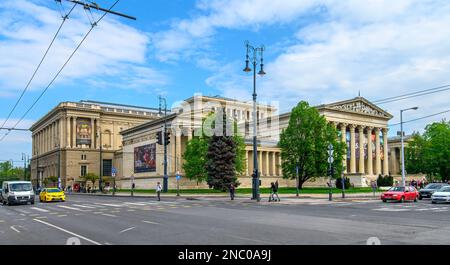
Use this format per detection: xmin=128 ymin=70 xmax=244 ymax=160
xmin=243 ymin=41 xmax=266 ymax=202
xmin=159 ymin=96 xmax=168 ymax=193
xmin=400 ymin=107 xmax=418 ymax=187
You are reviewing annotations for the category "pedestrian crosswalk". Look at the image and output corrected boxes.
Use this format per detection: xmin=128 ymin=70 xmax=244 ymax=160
xmin=372 ymin=204 xmax=449 ymax=213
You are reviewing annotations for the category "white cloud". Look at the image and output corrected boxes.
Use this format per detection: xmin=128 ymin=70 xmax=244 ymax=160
xmin=152 ymin=0 xmax=450 ymax=133
xmin=0 ymin=0 xmax=167 ymax=97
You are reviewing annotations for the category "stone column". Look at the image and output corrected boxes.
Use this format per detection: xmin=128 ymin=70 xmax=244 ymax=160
xmin=176 ymin=130 xmax=182 ymax=172
xmin=245 ymin=150 xmax=249 ymax=176
xmin=367 ymin=127 xmax=373 ymax=175
xmin=265 ymin=151 xmax=270 ymax=177
xmin=258 ymin=151 xmax=263 ymax=175
xmin=72 ymin=117 xmax=77 ymax=148
xmin=358 ymin=125 xmax=365 ymax=174
xmin=66 ymin=116 xmax=71 ymax=148
xmin=349 ymin=124 xmax=356 ymax=174
xmin=271 ymin=152 xmax=276 ymax=176
xmin=390 ymin=146 xmax=397 ymax=175
xmin=90 ymin=118 xmax=95 ymax=149
xmin=278 ymin=153 xmax=282 ymax=176
xmin=187 ymin=128 xmax=193 ymax=142
xmin=59 ymin=118 xmax=64 ymax=148
xmin=340 ymin=123 xmax=348 ymax=173
xmin=383 ymin=128 xmax=389 ymax=175
xmin=170 ymin=129 xmax=176 ymax=174
xmin=375 ymin=128 xmax=381 ymax=175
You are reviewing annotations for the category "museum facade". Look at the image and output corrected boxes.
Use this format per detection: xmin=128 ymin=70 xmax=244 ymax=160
xmin=30 ymin=95 xmax=415 ymax=190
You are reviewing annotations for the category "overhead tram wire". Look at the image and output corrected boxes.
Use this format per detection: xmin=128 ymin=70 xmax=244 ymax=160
xmin=0 ymin=2 xmax=77 ymax=132
xmin=373 ymin=84 xmax=450 ymax=105
xmin=389 ymin=109 xmax=450 ymax=127
xmin=0 ymin=0 xmax=121 ymax=143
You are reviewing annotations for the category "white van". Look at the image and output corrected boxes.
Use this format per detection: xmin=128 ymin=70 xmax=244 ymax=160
xmin=1 ymin=181 xmax=35 ymax=205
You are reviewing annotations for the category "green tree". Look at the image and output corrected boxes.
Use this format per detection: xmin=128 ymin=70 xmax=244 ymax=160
xmin=183 ymin=111 xmax=246 ymax=186
xmin=405 ymin=121 xmax=450 ymax=182
xmin=183 ymin=136 xmax=208 ymax=183
xmin=80 ymin=173 xmax=99 ymax=187
xmin=405 ymin=133 xmax=426 ymax=174
xmin=0 ymin=161 xmax=21 ymax=186
xmin=46 ymin=176 xmax=59 ymax=187
xmin=205 ymin=108 xmax=241 ymax=191
xmin=279 ymin=101 xmax=346 ymax=189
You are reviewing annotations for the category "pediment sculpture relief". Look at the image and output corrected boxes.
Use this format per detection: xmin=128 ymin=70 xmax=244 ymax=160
xmin=330 ymin=101 xmax=389 ymax=118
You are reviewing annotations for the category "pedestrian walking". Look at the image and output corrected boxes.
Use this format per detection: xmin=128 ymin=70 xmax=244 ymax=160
xmin=229 ymin=183 xmax=235 ymax=201
xmin=269 ymin=182 xmax=280 ymax=202
xmin=371 ymin=180 xmax=378 ymax=197
xmin=156 ymin=182 xmax=162 ymax=201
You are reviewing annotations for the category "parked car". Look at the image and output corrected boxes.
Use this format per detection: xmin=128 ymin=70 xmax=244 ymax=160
xmin=419 ymin=183 xmax=449 ymax=199
xmin=381 ymin=186 xmax=419 ymax=203
xmin=431 ymin=186 xmax=450 ymax=204
xmin=39 ymin=188 xmax=66 ymax=203
xmin=1 ymin=181 xmax=35 ymax=205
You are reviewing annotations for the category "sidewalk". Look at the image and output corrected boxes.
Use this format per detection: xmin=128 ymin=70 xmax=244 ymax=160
xmin=68 ymin=191 xmax=382 ymax=202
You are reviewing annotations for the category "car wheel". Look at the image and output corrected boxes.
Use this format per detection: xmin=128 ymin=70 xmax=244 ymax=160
xmin=432 ymin=201 xmax=437 ymax=204
xmin=382 ymin=199 xmax=387 ymax=203
xmin=30 ymin=200 xmax=34 ymax=205
xmin=400 ymin=197 xmax=405 ymax=203
xmin=414 ymin=197 xmax=417 ymax=202
xmin=418 ymin=195 xmax=423 ymax=200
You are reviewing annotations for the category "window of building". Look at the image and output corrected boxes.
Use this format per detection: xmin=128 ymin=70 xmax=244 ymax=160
xmin=81 ymin=165 xmax=87 ymax=177
xmin=102 ymin=159 xmax=112 ymax=177
xmin=81 ymin=154 xmax=87 ymax=160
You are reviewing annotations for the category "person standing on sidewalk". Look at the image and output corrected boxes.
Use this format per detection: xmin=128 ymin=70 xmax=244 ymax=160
xmin=229 ymin=183 xmax=235 ymax=200
xmin=371 ymin=180 xmax=378 ymax=197
xmin=156 ymin=182 xmax=162 ymax=201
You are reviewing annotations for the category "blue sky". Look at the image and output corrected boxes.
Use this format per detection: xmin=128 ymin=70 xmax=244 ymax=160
xmin=1 ymin=0 xmax=450 ymax=164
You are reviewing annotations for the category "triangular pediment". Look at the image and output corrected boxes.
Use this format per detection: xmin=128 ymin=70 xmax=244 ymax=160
xmin=320 ymin=97 xmax=393 ymax=119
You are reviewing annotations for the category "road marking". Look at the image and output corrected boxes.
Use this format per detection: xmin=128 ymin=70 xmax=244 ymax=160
xmin=93 ymin=212 xmax=103 ymax=214
xmin=33 ymin=219 xmax=101 ymax=245
xmin=57 ymin=205 xmax=85 ymax=211
xmin=0 ymin=220 xmax=4 ymax=223
xmin=127 ymin=209 xmax=136 ymax=212
xmin=10 ymin=226 xmax=20 ymax=233
xmin=119 ymin=227 xmax=135 ymax=234
xmin=94 ymin=203 xmax=123 ymax=207
xmin=35 ymin=216 xmax=47 ymax=219
xmin=124 ymin=202 xmax=148 ymax=206
xmin=142 ymin=220 xmax=160 ymax=225
xmin=57 ymin=215 xmax=68 ymax=217
xmin=16 ymin=209 xmax=31 ymax=214
xmin=373 ymin=208 xmax=410 ymax=212
xmin=101 ymin=213 xmax=117 ymax=218
xmin=30 ymin=207 xmax=50 ymax=213
xmin=73 ymin=204 xmax=97 ymax=209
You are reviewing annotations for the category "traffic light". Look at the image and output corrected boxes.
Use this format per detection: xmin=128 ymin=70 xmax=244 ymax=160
xmin=164 ymin=132 xmax=171 ymax=146
xmin=327 ymin=166 xmax=335 ymax=177
xmin=156 ymin=131 xmax=163 ymax=145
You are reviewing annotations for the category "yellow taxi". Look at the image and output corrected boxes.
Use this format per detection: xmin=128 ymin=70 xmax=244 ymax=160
xmin=39 ymin=188 xmax=66 ymax=203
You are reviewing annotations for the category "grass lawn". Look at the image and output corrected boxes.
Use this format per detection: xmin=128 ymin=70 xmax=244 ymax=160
xmin=117 ymin=187 xmax=377 ymax=194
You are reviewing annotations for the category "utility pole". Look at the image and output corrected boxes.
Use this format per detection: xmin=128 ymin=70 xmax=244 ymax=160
xmin=400 ymin=107 xmax=418 ymax=187
xmin=243 ymin=41 xmax=266 ymax=202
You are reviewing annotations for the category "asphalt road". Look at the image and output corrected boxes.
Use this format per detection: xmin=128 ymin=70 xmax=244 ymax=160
xmin=0 ymin=194 xmax=449 ymax=245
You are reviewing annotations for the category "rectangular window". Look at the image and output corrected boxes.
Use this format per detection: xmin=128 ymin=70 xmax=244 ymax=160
xmin=103 ymin=159 xmax=112 ymax=177
xmin=81 ymin=165 xmax=87 ymax=177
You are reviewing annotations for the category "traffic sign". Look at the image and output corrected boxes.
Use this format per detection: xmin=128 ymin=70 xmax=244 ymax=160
xmin=328 ymin=157 xmax=334 ymax=164
xmin=112 ymin=167 xmax=117 ymax=174
xmin=176 ymin=175 xmax=181 ymax=181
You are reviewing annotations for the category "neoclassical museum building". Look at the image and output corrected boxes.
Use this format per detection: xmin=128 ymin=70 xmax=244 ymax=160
xmin=30 ymin=95 xmax=411 ymax=190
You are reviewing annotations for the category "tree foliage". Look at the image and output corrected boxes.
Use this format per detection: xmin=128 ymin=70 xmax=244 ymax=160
xmin=80 ymin=173 xmax=99 ymax=186
xmin=406 ymin=120 xmax=450 ymax=182
xmin=279 ymin=101 xmax=346 ymax=189
xmin=183 ymin=110 xmax=246 ymax=187
xmin=0 ymin=161 xmax=23 ymax=186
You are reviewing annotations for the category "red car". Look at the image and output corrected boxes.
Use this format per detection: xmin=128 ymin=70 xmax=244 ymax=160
xmin=381 ymin=186 xmax=419 ymax=203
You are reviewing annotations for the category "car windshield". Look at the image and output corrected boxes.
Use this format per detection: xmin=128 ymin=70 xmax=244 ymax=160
xmin=389 ymin=187 xmax=405 ymax=192
xmin=10 ymin=183 xmax=32 ymax=192
xmin=425 ymin=184 xmax=443 ymax=189
xmin=47 ymin=189 xmax=61 ymax=193
xmin=438 ymin=187 xmax=450 ymax=192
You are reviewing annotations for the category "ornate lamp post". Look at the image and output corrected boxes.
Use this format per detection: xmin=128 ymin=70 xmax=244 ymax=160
xmin=243 ymin=41 xmax=266 ymax=202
